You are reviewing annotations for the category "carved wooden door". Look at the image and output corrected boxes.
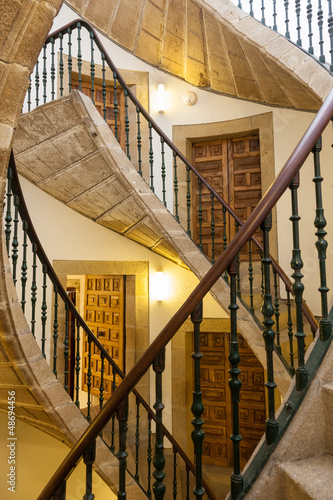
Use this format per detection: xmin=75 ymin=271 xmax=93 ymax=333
xmin=192 ymin=134 xmax=262 ymax=260
xmin=72 ymin=80 xmax=126 ymax=150
xmin=83 ymin=275 xmax=125 ymax=398
xmin=200 ymin=331 xmax=266 ymax=468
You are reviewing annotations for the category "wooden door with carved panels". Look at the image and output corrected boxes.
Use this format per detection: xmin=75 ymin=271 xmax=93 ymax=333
xmin=192 ymin=134 xmax=262 ymax=261
xmin=72 ymin=79 xmax=126 ymax=150
xmin=200 ymin=331 xmax=266 ymax=468
xmin=83 ymin=275 xmax=125 ymax=399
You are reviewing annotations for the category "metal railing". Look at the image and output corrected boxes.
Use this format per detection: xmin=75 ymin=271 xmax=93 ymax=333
xmin=232 ymin=0 xmax=333 ymax=72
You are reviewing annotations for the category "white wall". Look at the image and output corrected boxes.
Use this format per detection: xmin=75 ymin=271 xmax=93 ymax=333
xmin=0 ymin=412 xmax=116 ymax=500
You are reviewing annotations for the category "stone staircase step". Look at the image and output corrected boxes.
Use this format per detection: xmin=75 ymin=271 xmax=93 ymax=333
xmin=277 ymin=454 xmax=333 ymax=500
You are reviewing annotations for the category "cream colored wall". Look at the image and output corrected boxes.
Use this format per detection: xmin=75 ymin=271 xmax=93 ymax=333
xmin=0 ymin=412 xmax=116 ymax=500
xmin=48 ymin=4 xmax=333 ymax=317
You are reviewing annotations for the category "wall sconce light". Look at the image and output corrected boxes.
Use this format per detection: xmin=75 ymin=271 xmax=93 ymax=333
xmin=154 ymin=271 xmax=166 ymax=301
xmin=157 ymin=84 xmax=166 ymax=114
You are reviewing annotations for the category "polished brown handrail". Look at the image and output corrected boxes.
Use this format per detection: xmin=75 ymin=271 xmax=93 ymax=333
xmin=37 ymin=79 xmax=333 ymax=500
xmin=9 ymin=152 xmax=216 ymax=499
xmin=44 ymin=19 xmax=318 ymax=334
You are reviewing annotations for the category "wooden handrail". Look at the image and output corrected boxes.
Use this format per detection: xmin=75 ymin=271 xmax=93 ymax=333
xmin=9 ymin=152 xmax=216 ymax=499
xmin=37 ymin=80 xmax=333 ymax=499
xmin=45 ymin=19 xmax=318 ymax=334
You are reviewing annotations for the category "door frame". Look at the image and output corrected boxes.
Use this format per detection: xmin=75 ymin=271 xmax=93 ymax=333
xmin=172 ymin=112 xmax=277 ymax=260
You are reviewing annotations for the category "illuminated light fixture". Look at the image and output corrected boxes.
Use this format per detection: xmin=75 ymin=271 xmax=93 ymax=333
xmin=155 ymin=271 xmax=166 ymax=301
xmin=157 ymin=84 xmax=166 ymax=113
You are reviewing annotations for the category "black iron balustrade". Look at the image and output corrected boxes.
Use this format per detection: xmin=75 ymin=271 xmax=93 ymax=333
xmin=231 ymin=0 xmax=333 ymax=72
xmin=5 ymin=152 xmax=216 ymax=500
xmin=23 ymin=19 xmax=318 ymax=375
xmin=33 ymin=87 xmax=333 ymax=500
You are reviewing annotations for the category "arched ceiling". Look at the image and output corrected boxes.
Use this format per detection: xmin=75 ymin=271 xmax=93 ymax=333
xmin=66 ymin=0 xmax=333 ymax=110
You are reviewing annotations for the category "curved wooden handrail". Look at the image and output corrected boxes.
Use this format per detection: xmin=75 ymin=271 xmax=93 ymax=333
xmin=45 ymin=19 xmax=318 ymax=334
xmin=37 ymin=77 xmax=333 ymax=499
xmin=9 ymin=152 xmax=216 ymax=500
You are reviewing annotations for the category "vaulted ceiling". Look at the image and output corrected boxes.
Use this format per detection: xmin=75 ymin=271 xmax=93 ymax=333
xmin=66 ymin=0 xmax=332 ymax=110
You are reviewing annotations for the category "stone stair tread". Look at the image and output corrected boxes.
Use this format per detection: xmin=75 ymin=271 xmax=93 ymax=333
xmin=278 ymin=453 xmax=333 ymax=499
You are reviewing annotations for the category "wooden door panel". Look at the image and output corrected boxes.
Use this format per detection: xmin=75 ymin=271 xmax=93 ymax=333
xmin=83 ymin=274 xmax=124 ymax=399
xmin=192 ymin=134 xmax=262 ymax=262
xmin=200 ymin=331 xmax=266 ymax=468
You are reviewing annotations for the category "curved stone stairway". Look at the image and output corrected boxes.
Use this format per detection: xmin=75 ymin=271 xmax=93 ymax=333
xmin=13 ymin=89 xmax=291 ymax=397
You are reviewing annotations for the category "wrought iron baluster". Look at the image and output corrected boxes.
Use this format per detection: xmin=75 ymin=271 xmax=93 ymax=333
xmin=318 ymin=0 xmax=326 ymax=62
xmin=117 ymin=397 xmax=129 ymax=500
xmin=173 ymin=448 xmax=177 ymax=500
xmin=83 ymin=440 xmax=96 ymax=500
xmin=75 ymin=318 xmax=81 ymax=408
xmin=249 ymin=0 xmax=254 ymax=17
xmin=228 ymin=258 xmax=244 ymax=499
xmin=191 ymin=302 xmax=205 ymax=499
xmin=51 ymin=37 xmax=55 ymax=100
xmin=53 ymin=284 xmax=59 ymax=377
xmin=210 ymin=193 xmax=215 ymax=264
xmin=99 ymin=353 xmax=105 ymax=410
xmin=186 ymin=166 xmax=191 ymax=237
xmin=21 ymin=220 xmax=28 ymax=312
xmin=35 ymin=60 xmax=40 ymax=107
xmin=307 ymin=0 xmax=314 ymax=54
xmin=161 ymin=137 xmax=166 ymax=206
xmin=272 ymin=0 xmax=277 ymax=30
xmin=235 ymin=221 xmax=241 ymax=298
xmin=153 ymin=349 xmax=166 ymax=500
xmin=273 ymin=270 xmax=281 ymax=354
xmin=135 ymin=397 xmax=140 ymax=482
xmin=289 ymin=174 xmax=307 ymax=391
xmin=149 ymin=122 xmax=154 ymax=192
xmin=284 ymin=1 xmax=290 ymax=38
xmin=90 ymin=31 xmax=95 ymax=105
xmin=260 ymin=213 xmax=278 ymax=444
xmin=5 ymin=167 xmax=12 ymax=255
xmin=77 ymin=22 xmax=82 ymax=91
xmin=64 ymin=302 xmax=69 ymax=393
xmin=136 ymin=107 xmax=142 ymax=176
xmin=101 ymin=53 xmax=107 ymax=121
xmin=238 ymin=1 xmax=242 ymax=8
xmin=198 ymin=179 xmax=203 ymax=251
xmin=12 ymin=195 xmax=19 ymax=286
xmin=31 ymin=243 xmax=37 ymax=338
xmin=41 ymin=264 xmax=47 ymax=358
xmin=124 ymin=89 xmax=131 ymax=160
xmin=43 ymin=44 xmax=47 ymax=103
xmin=113 ymin=72 xmax=119 ymax=142
xmin=147 ymin=414 xmax=152 ymax=499
xmin=173 ymin=153 xmax=179 ymax=222
xmin=223 ymin=206 xmax=228 ymax=282
xmin=312 ymin=137 xmax=331 ymax=341
xmin=27 ymin=76 xmax=31 ymax=111
xmin=110 ymin=366 xmax=116 ymax=452
xmin=248 ymin=240 xmax=254 ymax=315
xmin=87 ymin=336 xmax=92 ymax=422
xmin=59 ymin=33 xmax=64 ymax=97
xmin=295 ymin=0 xmax=302 ymax=45
xmin=286 ymin=287 xmax=295 ymax=374
xmin=261 ymin=0 xmax=266 ymax=24
xmin=68 ymin=28 xmax=72 ymax=93
xmin=328 ymin=1 xmax=333 ymax=84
